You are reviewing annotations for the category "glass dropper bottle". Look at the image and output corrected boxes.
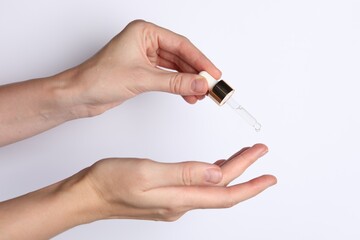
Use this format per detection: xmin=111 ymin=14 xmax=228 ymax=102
xmin=199 ymin=71 xmax=262 ymax=132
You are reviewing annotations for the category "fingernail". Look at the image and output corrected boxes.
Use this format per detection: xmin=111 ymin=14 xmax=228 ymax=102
xmin=254 ymin=144 xmax=268 ymax=157
xmin=205 ymin=168 xmax=222 ymax=184
xmin=260 ymin=147 xmax=269 ymax=157
xmin=259 ymin=149 xmax=268 ymax=158
xmin=191 ymin=78 xmax=207 ymax=93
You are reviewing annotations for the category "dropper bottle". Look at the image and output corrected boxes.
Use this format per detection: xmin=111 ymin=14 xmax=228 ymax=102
xmin=199 ymin=71 xmax=262 ymax=132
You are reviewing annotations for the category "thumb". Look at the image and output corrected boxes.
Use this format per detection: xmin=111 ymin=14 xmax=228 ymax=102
xmin=154 ymin=161 xmax=223 ymax=187
xmin=152 ymin=71 xmax=208 ymax=96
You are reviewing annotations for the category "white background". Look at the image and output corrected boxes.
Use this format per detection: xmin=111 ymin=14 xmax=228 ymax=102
xmin=1 ymin=0 xmax=359 ymax=239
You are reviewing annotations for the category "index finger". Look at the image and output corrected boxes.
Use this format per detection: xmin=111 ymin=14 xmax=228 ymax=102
xmin=152 ymin=23 xmax=222 ymax=79
xmin=219 ymin=144 xmax=269 ymax=186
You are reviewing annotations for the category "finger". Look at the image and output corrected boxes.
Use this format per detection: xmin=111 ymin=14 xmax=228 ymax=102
xmin=183 ymin=95 xmax=198 ymax=104
xmin=215 ymin=147 xmax=250 ymax=167
xmin=183 ymin=95 xmax=206 ymax=104
xmin=213 ymin=159 xmax=226 ymax=166
xmin=153 ymin=24 xmax=222 ymax=79
xmin=156 ymin=57 xmax=181 ymax=72
xmin=213 ymin=146 xmax=252 ymax=167
xmin=227 ymin=147 xmax=251 ymax=161
xmin=149 ymin=175 xmax=277 ymax=210
xmin=153 ymin=59 xmax=206 ymax=103
xmin=149 ymin=69 xmax=208 ymax=96
xmin=219 ymin=144 xmax=268 ymax=186
xmin=157 ymin=49 xmax=198 ymax=74
xmin=196 ymin=95 xmax=206 ymax=100
xmin=147 ymin=161 xmax=223 ymax=189
xmin=186 ymin=175 xmax=277 ymax=209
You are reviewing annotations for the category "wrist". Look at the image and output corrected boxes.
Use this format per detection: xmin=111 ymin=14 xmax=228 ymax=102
xmin=50 ymin=67 xmax=97 ymax=120
xmin=55 ymin=168 xmax=105 ymax=225
xmin=0 ymin=168 xmax=102 ymax=239
xmin=55 ymin=63 xmax=126 ymax=119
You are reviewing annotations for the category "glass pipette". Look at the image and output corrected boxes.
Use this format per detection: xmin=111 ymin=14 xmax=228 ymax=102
xmin=226 ymin=97 xmax=262 ymax=132
xmin=199 ymin=71 xmax=262 ymax=132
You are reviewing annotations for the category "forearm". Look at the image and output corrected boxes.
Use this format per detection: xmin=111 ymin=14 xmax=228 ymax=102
xmin=0 ymin=68 xmax=90 ymax=146
xmin=0 ymin=169 xmax=101 ymax=240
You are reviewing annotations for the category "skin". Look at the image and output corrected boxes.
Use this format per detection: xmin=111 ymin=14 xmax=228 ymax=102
xmin=0 ymin=20 xmax=277 ymax=239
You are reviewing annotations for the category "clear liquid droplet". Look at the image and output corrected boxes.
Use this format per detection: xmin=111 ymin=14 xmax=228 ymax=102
xmin=254 ymin=123 xmax=261 ymax=132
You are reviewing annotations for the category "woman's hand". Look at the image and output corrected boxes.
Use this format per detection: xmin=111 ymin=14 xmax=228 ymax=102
xmin=0 ymin=20 xmax=220 ymax=146
xmin=73 ymin=20 xmax=221 ymax=116
xmin=84 ymin=144 xmax=276 ymax=221
xmin=0 ymin=144 xmax=276 ymax=239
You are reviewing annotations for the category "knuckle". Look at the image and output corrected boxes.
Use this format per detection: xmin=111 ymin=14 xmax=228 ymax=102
xmin=165 ymin=214 xmax=182 ymax=222
xmin=136 ymin=157 xmax=150 ymax=167
xmin=180 ymin=36 xmax=190 ymax=45
xmin=157 ymin=207 xmax=184 ymax=222
xmin=177 ymin=36 xmax=195 ymax=56
xmin=128 ymin=19 xmax=147 ymax=28
xmin=178 ymin=38 xmax=190 ymax=54
xmin=135 ymin=158 xmax=153 ymax=180
xmin=181 ymin=163 xmax=193 ymax=186
xmin=224 ymin=199 xmax=236 ymax=208
xmin=169 ymin=73 xmax=183 ymax=94
xmin=125 ymin=20 xmax=153 ymax=36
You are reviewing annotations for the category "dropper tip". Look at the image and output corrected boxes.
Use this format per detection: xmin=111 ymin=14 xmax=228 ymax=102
xmin=254 ymin=122 xmax=262 ymax=132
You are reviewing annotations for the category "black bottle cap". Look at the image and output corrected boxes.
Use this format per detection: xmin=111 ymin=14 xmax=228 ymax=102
xmin=209 ymin=80 xmax=234 ymax=105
